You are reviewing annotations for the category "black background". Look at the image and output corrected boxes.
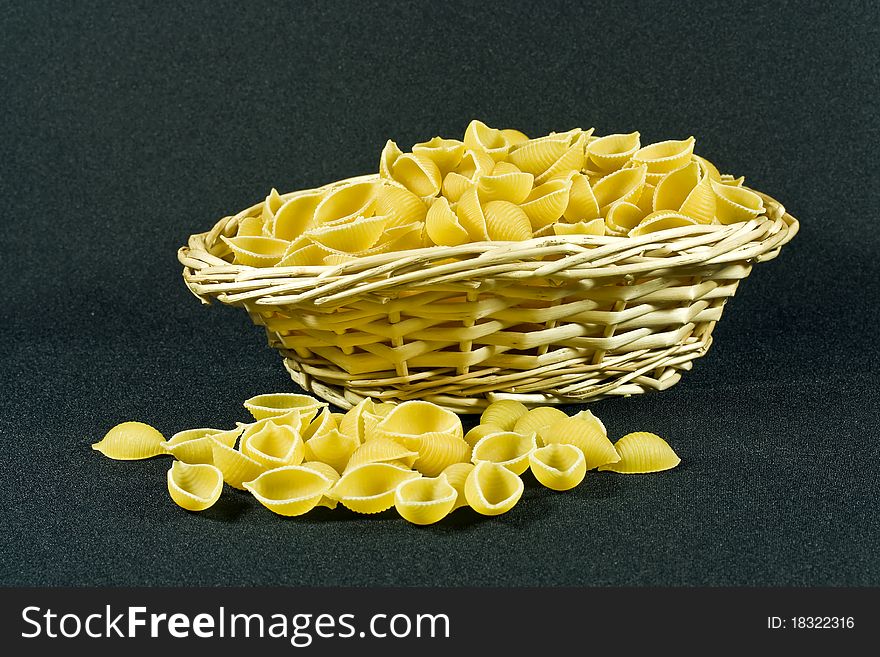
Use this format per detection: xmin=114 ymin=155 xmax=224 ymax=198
xmin=2 ymin=0 xmax=878 ymax=586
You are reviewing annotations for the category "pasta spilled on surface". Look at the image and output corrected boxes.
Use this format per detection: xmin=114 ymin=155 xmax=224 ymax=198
xmin=93 ymin=396 xmax=680 ymax=525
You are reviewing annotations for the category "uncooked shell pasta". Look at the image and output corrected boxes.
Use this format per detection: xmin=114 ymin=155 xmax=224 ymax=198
xmin=345 ymin=436 xmax=419 ymax=472
xmin=441 ymin=462 xmax=474 ymax=511
xmin=243 ymin=393 xmax=325 ymax=422
xmin=394 ymin=475 xmax=458 ymax=525
xmin=211 ymin=438 xmax=267 ymax=489
xmin=471 ymin=431 xmax=536 ymax=475
xmin=240 ymin=421 xmax=304 ymax=469
xmin=162 ymin=428 xmax=228 ymax=464
xmin=529 ymin=443 xmax=587 ymax=491
xmin=94 ymin=394 xmax=681 ymax=521
xmin=243 ymin=465 xmax=336 ymax=517
xmin=464 ymin=461 xmax=524 ymax=516
xmin=541 ymin=416 xmax=620 ymax=470
xmin=91 ymin=421 xmax=166 ymax=460
xmin=513 ymin=406 xmax=568 ymax=446
xmin=598 ymin=431 xmax=681 ymax=474
xmin=222 ymin=120 xmax=763 ymax=269
xmin=464 ymin=423 xmax=505 ymax=449
xmin=479 ymin=399 xmax=529 ymax=431
xmin=329 ymin=463 xmax=421 ymax=514
xmin=167 ymin=461 xmax=224 ymax=512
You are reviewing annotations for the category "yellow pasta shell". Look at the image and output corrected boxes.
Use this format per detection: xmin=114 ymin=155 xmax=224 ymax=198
xmin=345 ymin=436 xmax=419 ymax=472
xmin=441 ymin=462 xmax=474 ymax=510
xmin=587 ymin=132 xmax=640 ymax=172
xmin=162 ymin=428 xmax=226 ymax=464
xmin=599 ymin=431 xmax=681 ymax=473
xmin=319 ymin=222 xmax=423 ymax=265
xmin=375 ymin=400 xmax=464 ymax=448
xmin=260 ymin=187 xmax=283 ymax=223
xmin=553 ymin=218 xmax=605 ymax=236
xmin=301 ymin=408 xmax=337 ymax=443
xmin=299 ymin=460 xmax=341 ymax=482
xmin=477 ymin=164 xmax=534 ymax=204
xmin=500 ymin=128 xmax=529 ymax=146
xmin=471 ymin=431 xmax=536 ymax=475
xmin=210 ymin=439 xmax=267 ymax=490
xmin=243 ymin=465 xmax=336 ymax=517
xmin=454 ymin=148 xmax=495 ymax=179
xmin=563 ymin=172 xmax=600 ymax=222
xmin=375 ymin=219 xmax=425 ymax=249
xmin=412 ymin=136 xmax=465 ymax=175
xmin=513 ymin=406 xmax=568 ymax=447
xmin=520 ymin=178 xmax=572 ymax=230
xmin=605 ymin=202 xmax=645 ymax=235
xmin=314 ymin=180 xmax=379 ymax=224
xmin=441 ymin=172 xmax=472 ymax=203
xmin=362 ymin=402 xmax=397 ymax=441
xmin=652 ymin=162 xmax=700 ymax=212
xmin=633 ymin=137 xmax=696 ymax=173
xmin=276 ymin=242 xmax=326 ymax=267
xmin=374 ymin=184 xmax=428 ymax=228
xmin=241 ymin=421 xmax=304 ymax=469
xmin=571 ymin=409 xmax=607 ymax=436
xmin=480 ymin=399 xmax=529 ymax=431
xmin=442 ymin=148 xmax=494 ymax=202
xmin=712 ymin=180 xmax=764 ymax=224
xmin=492 ymin=161 xmax=522 ymax=175
xmin=464 ymin=462 xmax=524 ymax=516
xmin=329 ymin=463 xmax=421 ymax=514
xmin=529 ymin=443 xmax=587 ymax=491
xmin=236 ymin=215 xmax=264 ymax=237
xmin=92 ymin=421 xmax=166 ymax=460
xmin=542 ymin=416 xmax=620 ymax=470
xmin=392 ymin=152 xmax=442 ymax=198
xmin=508 ymin=135 xmax=570 ymax=176
xmin=628 ymin=211 xmax=697 ymax=237
xmin=484 ymin=200 xmax=533 ymax=241
xmin=303 ymin=427 xmax=359 ymax=475
xmin=693 ymin=154 xmax=722 ymax=182
xmin=394 ymin=474 xmax=458 ymax=525
xmin=243 ymin=393 xmax=325 ymax=422
xmin=678 ymin=176 xmax=716 ymax=224
xmin=338 ymin=397 xmax=378 ymax=444
xmin=635 ymin=182 xmax=656 ymax=216
xmin=464 ymin=423 xmax=505 ymax=449
xmin=306 ymin=214 xmax=389 ymax=252
xmin=456 ymin=186 xmax=490 ymax=240
xmin=167 ymin=461 xmax=223 ymax=512
xmin=463 ymin=119 xmax=509 ymax=162
xmin=412 ymin=433 xmax=472 ymax=477
xmin=272 ymin=191 xmax=323 ymax=240
xmin=592 ymin=165 xmax=647 ymax=212
xmin=535 ymin=133 xmax=587 ymax=185
xmin=379 ymin=139 xmax=403 ymax=179
xmin=220 ymin=235 xmax=288 ymax=267
xmin=426 ymin=196 xmax=469 ymax=246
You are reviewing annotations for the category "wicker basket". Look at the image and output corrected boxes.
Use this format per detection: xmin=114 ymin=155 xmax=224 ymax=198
xmin=178 ymin=173 xmax=798 ymax=412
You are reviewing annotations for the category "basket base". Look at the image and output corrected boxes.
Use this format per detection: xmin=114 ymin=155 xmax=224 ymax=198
xmin=282 ymin=334 xmax=712 ymax=413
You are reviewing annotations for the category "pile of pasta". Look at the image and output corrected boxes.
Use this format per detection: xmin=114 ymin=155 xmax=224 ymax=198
xmin=221 ymin=119 xmax=766 ymax=267
xmin=93 ymin=395 xmax=680 ymax=525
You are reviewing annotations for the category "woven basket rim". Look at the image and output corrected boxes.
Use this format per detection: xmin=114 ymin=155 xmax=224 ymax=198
xmin=178 ymin=174 xmax=799 ymax=308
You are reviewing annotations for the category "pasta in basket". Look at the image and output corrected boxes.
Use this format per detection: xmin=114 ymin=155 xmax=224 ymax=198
xmin=92 ymin=391 xmax=681 ymax=522
xmin=218 ymin=120 xmax=764 ymax=268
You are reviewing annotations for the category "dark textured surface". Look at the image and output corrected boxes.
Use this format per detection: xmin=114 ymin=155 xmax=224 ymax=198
xmin=1 ymin=0 xmax=878 ymax=586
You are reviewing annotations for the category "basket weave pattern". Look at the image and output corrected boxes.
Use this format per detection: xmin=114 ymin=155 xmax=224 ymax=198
xmin=179 ymin=174 xmax=798 ymax=412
